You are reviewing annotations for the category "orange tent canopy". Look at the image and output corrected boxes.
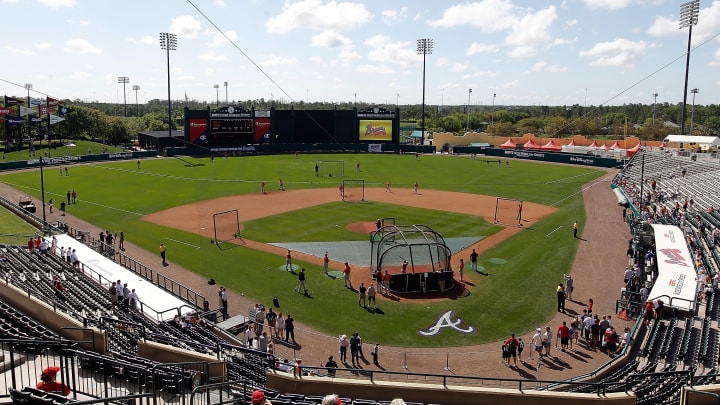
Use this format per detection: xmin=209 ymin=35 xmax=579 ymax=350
xmin=499 ymin=138 xmax=517 ymax=149
xmin=523 ymin=139 xmax=542 ymax=150
xmin=541 ymin=140 xmax=562 ymax=151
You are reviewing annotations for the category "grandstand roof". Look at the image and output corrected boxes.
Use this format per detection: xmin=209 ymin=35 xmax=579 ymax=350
xmin=663 ymin=135 xmax=720 ymax=146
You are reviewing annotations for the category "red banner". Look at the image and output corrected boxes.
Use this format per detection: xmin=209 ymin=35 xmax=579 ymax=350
xmin=188 ymin=118 xmax=208 ymax=144
xmin=47 ymin=97 xmax=62 ymax=107
xmin=0 ymin=107 xmax=11 ymax=116
xmin=254 ymin=118 xmax=271 ymax=142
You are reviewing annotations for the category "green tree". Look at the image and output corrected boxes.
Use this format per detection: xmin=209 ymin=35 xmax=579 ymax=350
xmin=486 ymin=121 xmax=514 ymax=137
xmin=544 ymin=117 xmax=569 ymax=136
xmin=107 ymin=117 xmax=131 ymax=144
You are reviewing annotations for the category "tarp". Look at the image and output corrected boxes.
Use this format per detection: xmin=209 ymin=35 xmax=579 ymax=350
xmin=647 ymin=224 xmax=697 ymax=311
xmin=627 ymin=143 xmax=641 ymax=158
xmin=541 ymin=140 xmax=562 ymax=151
xmin=499 ymin=139 xmax=516 ymax=149
xmin=663 ymin=135 xmax=720 ymax=146
xmin=523 ymin=139 xmax=542 ymax=150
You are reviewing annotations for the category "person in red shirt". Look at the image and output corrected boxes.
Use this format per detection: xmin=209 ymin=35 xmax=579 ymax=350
xmin=381 ymin=270 xmax=391 ymax=294
xmin=604 ymin=327 xmax=618 ymax=353
xmin=37 ymin=366 xmax=70 ymax=396
xmin=557 ymin=321 xmax=571 ymax=352
xmin=644 ymin=301 xmax=654 ymax=326
xmin=28 ymin=238 xmax=34 ymax=251
xmin=343 ymin=262 xmax=352 ymax=288
xmin=504 ymin=333 xmax=520 ymax=367
xmin=323 ymin=252 xmax=330 ymax=275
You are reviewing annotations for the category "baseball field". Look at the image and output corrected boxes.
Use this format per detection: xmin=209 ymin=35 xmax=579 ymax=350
xmin=0 ymin=153 xmax=604 ymax=348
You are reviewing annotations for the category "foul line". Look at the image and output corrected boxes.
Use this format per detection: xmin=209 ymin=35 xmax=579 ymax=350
xmin=550 ymin=173 xmax=615 ymax=207
xmin=163 ymin=237 xmax=201 ymax=249
xmin=546 ymin=226 xmax=564 ymax=237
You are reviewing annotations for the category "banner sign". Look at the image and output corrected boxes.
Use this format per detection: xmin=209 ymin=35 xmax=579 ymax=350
xmin=647 ymin=224 xmax=697 ymax=311
xmin=358 ymin=119 xmax=392 ymax=141
xmin=254 ymin=117 xmax=271 ymax=142
xmin=188 ymin=118 xmax=208 ymax=144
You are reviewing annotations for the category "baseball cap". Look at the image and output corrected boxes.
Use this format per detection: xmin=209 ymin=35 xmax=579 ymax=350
xmin=251 ymin=390 xmax=266 ymax=404
xmin=536 ymin=328 xmax=542 ymax=333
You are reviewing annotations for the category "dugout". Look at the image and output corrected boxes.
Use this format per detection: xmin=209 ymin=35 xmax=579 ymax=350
xmin=137 ymin=130 xmax=185 ymax=152
xmin=370 ymin=224 xmax=453 ymax=294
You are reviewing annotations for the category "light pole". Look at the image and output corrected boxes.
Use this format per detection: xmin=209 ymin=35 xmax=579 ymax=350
xmin=132 ymin=85 xmax=140 ymax=116
xmin=491 ymin=93 xmax=496 ymax=124
xmin=466 ymin=88 xmax=472 ymax=130
xmin=117 ymin=76 xmax=129 ymax=117
xmin=441 ymin=88 xmax=444 ymax=113
xmin=690 ymin=88 xmax=699 ymax=134
xmin=213 ymin=84 xmax=219 ymax=107
xmin=224 ymin=81 xmax=228 ymax=104
xmin=417 ymin=38 xmax=433 ymax=145
xmin=652 ymin=93 xmax=658 ymax=130
xmin=159 ymin=32 xmax=177 ymax=140
xmin=24 ymin=83 xmax=32 ymax=147
xmin=396 ymin=93 xmax=399 ymax=107
xmin=679 ymin=0 xmax=700 ymax=135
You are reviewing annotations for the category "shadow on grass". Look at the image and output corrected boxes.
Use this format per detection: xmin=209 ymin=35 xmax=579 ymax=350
xmin=174 ymin=156 xmax=205 ymax=167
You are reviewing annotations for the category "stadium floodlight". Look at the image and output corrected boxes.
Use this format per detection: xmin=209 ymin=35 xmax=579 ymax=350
xmin=224 ymin=81 xmax=228 ymax=104
xmin=652 ymin=93 xmax=658 ymax=129
xmin=690 ymin=88 xmax=699 ymax=134
xmin=117 ymin=76 xmax=129 ymax=117
xmin=417 ymin=38 xmax=433 ymax=145
xmin=132 ymin=85 xmax=140 ymax=116
xmin=159 ymin=32 xmax=177 ymax=140
xmin=679 ymin=0 xmax=699 ymax=135
xmin=213 ymin=84 xmax=219 ymax=107
xmin=466 ymin=88 xmax=472 ymax=130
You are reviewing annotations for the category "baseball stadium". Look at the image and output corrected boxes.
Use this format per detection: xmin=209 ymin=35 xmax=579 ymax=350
xmin=3 ymin=94 xmax=720 ymax=405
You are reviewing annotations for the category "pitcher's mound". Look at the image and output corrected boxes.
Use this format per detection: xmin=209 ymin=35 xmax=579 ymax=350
xmin=346 ymin=222 xmax=377 ymax=234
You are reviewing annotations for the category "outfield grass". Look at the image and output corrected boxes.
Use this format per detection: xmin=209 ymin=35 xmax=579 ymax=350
xmin=243 ymin=201 xmax=501 ymax=243
xmin=0 ymin=153 xmax=604 ymax=347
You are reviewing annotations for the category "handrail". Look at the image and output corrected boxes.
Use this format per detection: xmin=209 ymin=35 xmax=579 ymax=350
xmin=683 ymin=387 xmax=720 ymax=404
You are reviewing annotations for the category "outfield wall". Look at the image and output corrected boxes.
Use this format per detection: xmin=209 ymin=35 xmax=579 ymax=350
xmin=0 ymin=151 xmax=157 ymax=171
xmin=454 ymin=146 xmax=622 ymax=168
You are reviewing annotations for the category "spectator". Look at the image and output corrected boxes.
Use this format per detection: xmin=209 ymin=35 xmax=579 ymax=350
xmin=339 ymin=334 xmax=348 ymax=363
xmin=129 ymin=289 xmax=139 ymax=311
xmin=285 ymin=314 xmax=295 ymax=343
xmin=36 ymin=366 xmax=70 ymax=396
xmin=251 ymin=390 xmax=272 ymax=405
xmin=322 ymin=394 xmax=342 ymax=405
xmin=275 ymin=313 xmax=285 ymax=340
xmin=258 ymin=332 xmax=269 ymax=353
xmin=324 ymin=356 xmax=338 ymax=377
xmin=350 ymin=332 xmax=361 ymax=367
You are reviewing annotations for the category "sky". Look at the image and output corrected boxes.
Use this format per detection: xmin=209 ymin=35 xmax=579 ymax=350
xmin=1 ymin=0 xmax=720 ymax=109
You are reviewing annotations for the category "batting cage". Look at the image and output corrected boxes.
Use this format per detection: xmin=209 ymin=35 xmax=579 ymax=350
xmin=370 ymin=224 xmax=453 ymax=294
xmin=315 ymin=160 xmax=344 ymax=178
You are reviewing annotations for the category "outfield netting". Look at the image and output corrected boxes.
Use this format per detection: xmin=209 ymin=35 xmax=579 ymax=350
xmin=316 ymin=160 xmax=344 ymax=178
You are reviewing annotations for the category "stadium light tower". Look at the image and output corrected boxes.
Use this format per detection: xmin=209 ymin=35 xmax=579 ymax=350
xmin=159 ymin=32 xmax=177 ymax=140
xmin=213 ymin=84 xmax=219 ymax=107
xmin=491 ymin=93 xmax=496 ymax=124
xmin=690 ymin=88 xmax=699 ymax=134
xmin=679 ymin=0 xmax=700 ymax=135
xmin=224 ymin=81 xmax=228 ymax=104
xmin=652 ymin=93 xmax=658 ymax=129
xmin=132 ymin=85 xmax=140 ymax=116
xmin=417 ymin=38 xmax=433 ymax=145
xmin=466 ymin=88 xmax=472 ymax=130
xmin=117 ymin=76 xmax=129 ymax=117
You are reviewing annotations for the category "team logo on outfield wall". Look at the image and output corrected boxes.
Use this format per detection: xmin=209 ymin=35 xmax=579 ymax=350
xmin=418 ymin=310 xmax=476 ymax=336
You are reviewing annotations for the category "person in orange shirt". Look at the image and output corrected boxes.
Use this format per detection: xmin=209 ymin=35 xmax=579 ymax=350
xmin=323 ymin=252 xmax=330 ymax=275
xmin=37 ymin=366 xmax=70 ymax=396
xmin=343 ymin=262 xmax=352 ymax=288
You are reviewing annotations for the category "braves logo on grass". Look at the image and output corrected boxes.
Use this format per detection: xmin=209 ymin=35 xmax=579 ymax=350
xmin=418 ymin=310 xmax=476 ymax=336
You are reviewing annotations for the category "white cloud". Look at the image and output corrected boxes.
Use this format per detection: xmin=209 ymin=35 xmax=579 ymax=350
xmin=199 ymin=51 xmax=227 ymax=61
xmin=38 ymin=0 xmax=75 ymax=7
xmin=580 ymin=38 xmax=648 ymax=67
xmin=35 ymin=42 xmax=52 ymax=49
xmin=505 ymin=6 xmax=557 ymax=58
xmin=584 ymin=0 xmax=634 ymax=10
xmin=436 ymin=57 xmax=449 ymax=67
xmin=465 ymin=42 xmax=499 ymax=56
xmin=463 ymin=71 xmax=496 ymax=79
xmin=262 ymin=55 xmax=298 ymax=66
xmin=214 ymin=0 xmax=226 ymax=5
xmin=169 ymin=15 xmax=202 ymax=39
xmin=356 ymin=64 xmax=393 ymax=74
xmin=648 ymin=2 xmax=720 ymax=42
xmin=66 ymin=71 xmax=91 ymax=80
xmin=63 ymin=38 xmax=102 ymax=54
xmin=566 ymin=19 xmax=578 ymax=28
xmin=177 ymin=75 xmax=194 ymax=82
xmin=449 ymin=63 xmax=468 ymax=72
xmin=266 ymin=0 xmax=372 ymax=34
xmin=6 ymin=46 xmax=34 ymax=56
xmin=552 ymin=37 xmax=577 ymax=47
xmin=364 ymin=34 xmax=417 ymax=67
xmin=529 ymin=61 xmax=567 ymax=73
xmin=502 ymin=80 xmax=519 ymax=88
xmin=126 ymin=36 xmax=156 ymax=45
xmin=381 ymin=6 xmax=407 ymax=24
xmin=312 ymin=30 xmax=352 ymax=48
xmin=647 ymin=15 xmax=678 ymax=36
xmin=205 ymin=29 xmax=238 ymax=47
xmin=428 ymin=0 xmax=516 ymax=31
xmin=709 ymin=48 xmax=720 ymax=67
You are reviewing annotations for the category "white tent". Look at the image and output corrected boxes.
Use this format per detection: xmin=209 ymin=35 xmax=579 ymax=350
xmin=663 ymin=135 xmax=720 ymax=147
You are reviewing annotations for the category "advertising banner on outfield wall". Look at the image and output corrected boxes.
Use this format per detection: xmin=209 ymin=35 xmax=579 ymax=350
xmin=254 ymin=117 xmax=271 ymax=142
xmin=359 ymin=120 xmax=392 ymax=142
xmin=189 ymin=118 xmax=209 ymax=145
